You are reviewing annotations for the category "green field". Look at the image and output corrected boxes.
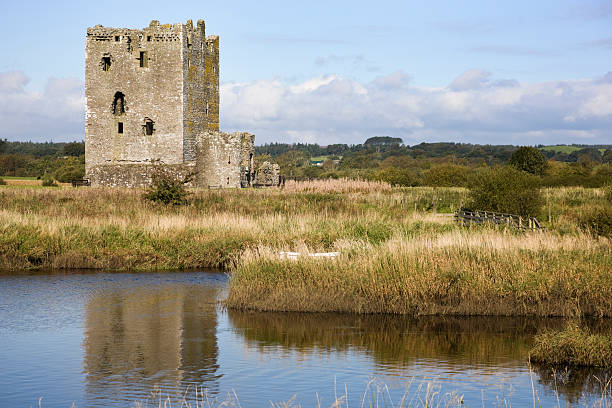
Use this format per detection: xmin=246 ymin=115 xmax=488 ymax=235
xmin=1 ymin=176 xmax=38 ymax=180
xmin=310 ymin=155 xmax=342 ymax=162
xmin=540 ymin=145 xmax=607 ymax=154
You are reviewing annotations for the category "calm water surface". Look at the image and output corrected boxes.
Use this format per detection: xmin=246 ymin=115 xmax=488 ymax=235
xmin=0 ymin=270 xmax=609 ymax=407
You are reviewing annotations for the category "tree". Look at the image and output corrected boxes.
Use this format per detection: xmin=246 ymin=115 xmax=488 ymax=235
xmin=63 ymin=142 xmax=85 ymax=157
xmin=467 ymin=166 xmax=543 ymax=218
xmin=508 ymin=146 xmax=548 ymax=176
xmin=364 ymin=136 xmax=403 ymax=146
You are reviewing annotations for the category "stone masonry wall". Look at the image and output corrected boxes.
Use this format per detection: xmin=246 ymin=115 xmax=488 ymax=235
xmin=88 ymin=163 xmax=196 ymax=188
xmin=195 ymin=131 xmax=243 ymax=188
xmin=240 ymin=133 xmax=255 ymax=187
xmin=85 ymin=20 xmax=248 ymax=189
xmin=182 ymin=20 xmax=218 ymax=162
xmin=85 ymin=22 xmax=186 ymax=174
xmin=254 ymin=162 xmax=280 ymax=186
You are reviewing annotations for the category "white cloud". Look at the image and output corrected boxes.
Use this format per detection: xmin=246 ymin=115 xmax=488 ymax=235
xmin=448 ymin=69 xmax=491 ymax=91
xmin=221 ymin=70 xmax=612 ymax=145
xmin=0 ymin=71 xmax=84 ymax=142
xmin=2 ymin=69 xmax=611 ymax=146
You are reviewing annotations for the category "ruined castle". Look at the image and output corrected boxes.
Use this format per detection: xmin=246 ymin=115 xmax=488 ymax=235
xmin=85 ymin=19 xmax=258 ymax=188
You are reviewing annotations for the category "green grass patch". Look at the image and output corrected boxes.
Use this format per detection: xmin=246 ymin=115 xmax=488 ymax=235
xmin=530 ymin=323 xmax=612 ymax=367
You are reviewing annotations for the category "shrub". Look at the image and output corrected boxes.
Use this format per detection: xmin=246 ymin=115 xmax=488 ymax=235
xmin=509 ymin=146 xmax=548 ymax=176
xmin=578 ymin=205 xmax=612 ymax=237
xmin=604 ymin=183 xmax=612 ymax=203
xmin=41 ymin=176 xmax=58 ymax=187
xmin=144 ymin=166 xmax=194 ymax=205
xmin=0 ymin=177 xmax=6 ymax=185
xmin=466 ymin=166 xmax=543 ymax=218
xmin=371 ymin=167 xmax=416 ymax=187
xmin=54 ymin=164 xmax=85 ymax=183
xmin=420 ymin=164 xmax=471 ymax=187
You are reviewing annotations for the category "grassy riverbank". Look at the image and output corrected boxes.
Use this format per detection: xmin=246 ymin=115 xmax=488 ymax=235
xmin=530 ymin=323 xmax=612 ymax=367
xmin=1 ymin=181 xmax=610 ymax=319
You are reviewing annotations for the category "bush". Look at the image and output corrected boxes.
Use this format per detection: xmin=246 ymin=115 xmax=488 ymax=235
xmin=371 ymin=167 xmax=416 ymax=187
xmin=420 ymin=164 xmax=471 ymax=187
xmin=41 ymin=176 xmax=58 ymax=187
xmin=54 ymin=164 xmax=85 ymax=183
xmin=466 ymin=166 xmax=543 ymax=218
xmin=604 ymin=183 xmax=612 ymax=203
xmin=0 ymin=177 xmax=6 ymax=185
xmin=578 ymin=205 xmax=612 ymax=237
xmin=144 ymin=166 xmax=194 ymax=205
xmin=509 ymin=146 xmax=548 ymax=176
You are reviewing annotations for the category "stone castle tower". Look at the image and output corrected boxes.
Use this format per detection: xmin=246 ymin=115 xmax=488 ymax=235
xmin=85 ymin=19 xmax=255 ymax=187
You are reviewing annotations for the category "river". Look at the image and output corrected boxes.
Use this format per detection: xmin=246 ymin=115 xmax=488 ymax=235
xmin=0 ymin=270 xmax=609 ymax=407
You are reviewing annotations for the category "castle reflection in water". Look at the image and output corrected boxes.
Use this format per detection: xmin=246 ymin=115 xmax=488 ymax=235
xmin=82 ymin=284 xmax=221 ymax=403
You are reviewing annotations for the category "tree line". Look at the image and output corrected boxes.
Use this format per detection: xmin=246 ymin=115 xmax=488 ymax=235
xmin=1 ymin=139 xmax=611 ymax=188
xmin=0 ymin=140 xmax=85 ymax=182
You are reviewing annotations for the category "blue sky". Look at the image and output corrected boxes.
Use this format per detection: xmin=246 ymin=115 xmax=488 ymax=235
xmin=1 ymin=0 xmax=611 ymax=145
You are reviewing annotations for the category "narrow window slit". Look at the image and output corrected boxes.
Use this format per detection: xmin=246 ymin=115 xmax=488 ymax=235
xmin=139 ymin=51 xmax=148 ymax=68
xmin=144 ymin=118 xmax=154 ymax=135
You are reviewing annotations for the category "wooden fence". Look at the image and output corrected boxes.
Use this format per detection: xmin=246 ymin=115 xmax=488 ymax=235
xmin=454 ymin=210 xmax=544 ymax=230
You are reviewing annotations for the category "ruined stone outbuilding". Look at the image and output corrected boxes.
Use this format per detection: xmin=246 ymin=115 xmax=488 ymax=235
xmin=85 ymin=19 xmax=256 ymax=187
xmin=254 ymin=162 xmax=280 ymax=186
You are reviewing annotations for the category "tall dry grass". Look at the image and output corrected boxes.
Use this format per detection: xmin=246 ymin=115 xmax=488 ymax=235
xmin=1 ymin=184 xmax=610 ymax=318
xmin=530 ymin=323 xmax=612 ymax=367
xmin=283 ymin=178 xmax=392 ymax=193
xmin=0 ymin=186 xmax=461 ymax=270
xmin=226 ymin=229 xmax=611 ymax=317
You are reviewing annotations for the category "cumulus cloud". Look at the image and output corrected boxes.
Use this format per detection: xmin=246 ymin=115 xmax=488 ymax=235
xmin=448 ymin=69 xmax=491 ymax=91
xmin=2 ymin=69 xmax=611 ymax=146
xmin=221 ymin=69 xmax=612 ymax=145
xmin=0 ymin=71 xmax=84 ymax=142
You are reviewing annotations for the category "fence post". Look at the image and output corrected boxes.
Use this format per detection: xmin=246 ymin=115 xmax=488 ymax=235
xmin=518 ymin=216 xmax=522 ymax=228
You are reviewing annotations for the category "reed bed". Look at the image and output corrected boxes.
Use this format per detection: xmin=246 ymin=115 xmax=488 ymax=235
xmin=530 ymin=323 xmax=612 ymax=367
xmin=283 ymin=178 xmax=392 ymax=193
xmin=226 ymin=230 xmax=611 ymax=317
xmin=1 ymin=184 xmax=610 ymax=319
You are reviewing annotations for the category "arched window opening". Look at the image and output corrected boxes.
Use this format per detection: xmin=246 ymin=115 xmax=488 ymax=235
xmin=112 ymin=92 xmax=126 ymax=116
xmin=101 ymin=56 xmax=111 ymax=71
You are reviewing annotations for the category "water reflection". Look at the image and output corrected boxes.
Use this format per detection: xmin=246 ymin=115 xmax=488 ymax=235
xmin=228 ymin=311 xmax=611 ymax=404
xmin=83 ymin=283 xmax=221 ymax=405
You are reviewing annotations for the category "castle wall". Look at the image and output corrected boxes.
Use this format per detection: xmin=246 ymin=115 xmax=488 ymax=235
xmin=85 ymin=22 xmax=187 ymax=174
xmin=195 ymin=131 xmax=243 ymax=188
xmin=240 ymin=133 xmax=255 ymax=187
xmin=182 ymin=20 xmax=218 ymax=162
xmin=87 ymin=163 xmax=195 ymax=188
